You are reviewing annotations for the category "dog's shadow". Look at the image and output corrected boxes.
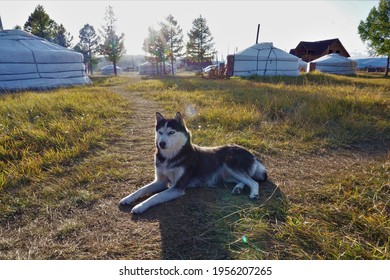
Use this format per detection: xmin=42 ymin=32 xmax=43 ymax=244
xmin=119 ymin=180 xmax=287 ymax=259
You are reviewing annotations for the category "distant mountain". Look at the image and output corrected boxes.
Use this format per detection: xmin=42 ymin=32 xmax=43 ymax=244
xmin=354 ymin=57 xmax=388 ymax=69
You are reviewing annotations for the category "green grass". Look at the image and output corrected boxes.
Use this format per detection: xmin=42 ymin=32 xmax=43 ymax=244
xmin=0 ymin=84 xmax=132 ymax=224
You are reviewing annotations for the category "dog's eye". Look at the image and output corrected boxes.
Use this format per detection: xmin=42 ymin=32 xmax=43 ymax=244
xmin=168 ymin=131 xmax=176 ymax=135
xmin=158 ymin=131 xmax=163 ymax=135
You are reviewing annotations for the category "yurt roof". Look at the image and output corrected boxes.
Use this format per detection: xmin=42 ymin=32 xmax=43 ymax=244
xmin=139 ymin=62 xmax=151 ymax=66
xmin=0 ymin=29 xmax=91 ymax=92
xmin=235 ymin=43 xmax=299 ymax=62
xmin=139 ymin=61 xmax=171 ymax=66
xmin=101 ymin=65 xmax=122 ymax=70
xmin=311 ymin=53 xmax=357 ymax=66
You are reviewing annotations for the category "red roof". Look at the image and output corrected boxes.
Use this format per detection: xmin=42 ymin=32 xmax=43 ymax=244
xmin=290 ymin=38 xmax=350 ymax=57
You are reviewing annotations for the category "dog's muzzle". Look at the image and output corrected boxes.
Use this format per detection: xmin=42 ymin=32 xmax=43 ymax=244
xmin=159 ymin=141 xmax=166 ymax=149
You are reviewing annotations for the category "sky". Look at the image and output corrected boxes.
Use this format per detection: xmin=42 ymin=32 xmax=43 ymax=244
xmin=0 ymin=0 xmax=381 ymax=58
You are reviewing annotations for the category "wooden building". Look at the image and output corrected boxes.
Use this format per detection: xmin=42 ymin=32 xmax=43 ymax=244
xmin=290 ymin=38 xmax=350 ymax=62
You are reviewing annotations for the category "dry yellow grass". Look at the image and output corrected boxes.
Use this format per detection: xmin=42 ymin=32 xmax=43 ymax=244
xmin=0 ymin=73 xmax=389 ymax=259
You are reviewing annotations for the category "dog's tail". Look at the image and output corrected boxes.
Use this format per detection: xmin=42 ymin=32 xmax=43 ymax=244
xmin=253 ymin=159 xmax=268 ymax=182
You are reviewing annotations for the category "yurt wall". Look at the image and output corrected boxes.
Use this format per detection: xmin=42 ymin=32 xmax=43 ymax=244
xmin=0 ymin=29 xmax=91 ymax=92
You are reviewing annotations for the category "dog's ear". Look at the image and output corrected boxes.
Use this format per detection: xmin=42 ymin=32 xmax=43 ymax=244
xmin=156 ymin=112 xmax=165 ymax=124
xmin=174 ymin=112 xmax=186 ymax=127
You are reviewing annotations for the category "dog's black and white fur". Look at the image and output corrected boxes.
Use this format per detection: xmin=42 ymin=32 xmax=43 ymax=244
xmin=119 ymin=112 xmax=268 ymax=214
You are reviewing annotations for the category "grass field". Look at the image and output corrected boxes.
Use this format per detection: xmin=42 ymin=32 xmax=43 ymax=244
xmin=129 ymin=73 xmax=389 ymax=152
xmin=0 ymin=73 xmax=389 ymax=259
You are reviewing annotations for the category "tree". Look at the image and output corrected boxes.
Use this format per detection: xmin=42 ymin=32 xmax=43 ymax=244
xmin=23 ymin=4 xmax=56 ymax=41
xmin=99 ymin=6 xmax=125 ymax=76
xmin=186 ymin=15 xmax=215 ymax=63
xmin=358 ymin=0 xmax=390 ymax=76
xmin=52 ymin=23 xmax=73 ymax=48
xmin=160 ymin=15 xmax=184 ymax=75
xmin=142 ymin=15 xmax=184 ymax=75
xmin=74 ymin=24 xmax=100 ymax=74
xmin=143 ymin=26 xmax=167 ymax=74
xmin=23 ymin=4 xmax=72 ymax=48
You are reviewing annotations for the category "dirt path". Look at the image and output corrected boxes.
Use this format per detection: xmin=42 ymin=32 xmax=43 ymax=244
xmin=90 ymin=86 xmax=241 ymax=259
xmin=105 ymin=87 xmax=234 ymax=259
xmin=94 ymin=88 xmax=165 ymax=259
xmin=83 ymin=86 xmax=229 ymax=259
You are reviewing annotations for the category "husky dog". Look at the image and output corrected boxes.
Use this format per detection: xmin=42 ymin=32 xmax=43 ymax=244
xmin=119 ymin=112 xmax=268 ymax=214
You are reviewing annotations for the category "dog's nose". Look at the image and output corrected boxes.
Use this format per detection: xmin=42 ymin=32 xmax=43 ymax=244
xmin=159 ymin=141 xmax=166 ymax=149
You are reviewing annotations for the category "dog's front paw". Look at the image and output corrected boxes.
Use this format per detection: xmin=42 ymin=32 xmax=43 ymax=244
xmin=119 ymin=195 xmax=135 ymax=206
xmin=249 ymin=193 xmax=259 ymax=199
xmin=231 ymin=182 xmax=245 ymax=195
xmin=131 ymin=203 xmax=146 ymax=214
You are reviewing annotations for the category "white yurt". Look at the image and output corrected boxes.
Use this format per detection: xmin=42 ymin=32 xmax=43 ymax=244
xmin=101 ymin=64 xmax=122 ymax=75
xmin=308 ymin=53 xmax=357 ymax=75
xmin=232 ymin=43 xmax=299 ymax=77
xmin=138 ymin=62 xmax=175 ymax=75
xmin=0 ymin=29 xmax=91 ymax=92
xmin=138 ymin=62 xmax=155 ymax=75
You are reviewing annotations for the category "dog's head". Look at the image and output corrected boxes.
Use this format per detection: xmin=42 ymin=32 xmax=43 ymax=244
xmin=155 ymin=112 xmax=190 ymax=158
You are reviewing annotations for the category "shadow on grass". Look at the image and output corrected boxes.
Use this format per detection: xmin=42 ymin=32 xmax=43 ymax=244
xmin=119 ymin=180 xmax=286 ymax=260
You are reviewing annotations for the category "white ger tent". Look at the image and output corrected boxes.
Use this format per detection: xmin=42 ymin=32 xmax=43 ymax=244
xmin=138 ymin=61 xmax=176 ymax=75
xmin=308 ymin=53 xmax=357 ymax=75
xmin=232 ymin=43 xmax=299 ymax=77
xmin=0 ymin=29 xmax=91 ymax=91
xmin=101 ymin=65 xmax=122 ymax=75
xmin=138 ymin=62 xmax=155 ymax=75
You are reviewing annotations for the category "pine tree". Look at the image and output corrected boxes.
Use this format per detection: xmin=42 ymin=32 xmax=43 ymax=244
xmin=52 ymin=23 xmax=73 ymax=48
xmin=24 ymin=4 xmax=72 ymax=48
xmin=160 ymin=15 xmax=184 ymax=74
xmin=24 ymin=4 xmax=56 ymax=40
xmin=186 ymin=15 xmax=215 ymax=63
xmin=143 ymin=26 xmax=167 ymax=74
xmin=358 ymin=0 xmax=390 ymax=76
xmin=74 ymin=24 xmax=100 ymax=74
xmin=99 ymin=6 xmax=125 ymax=76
